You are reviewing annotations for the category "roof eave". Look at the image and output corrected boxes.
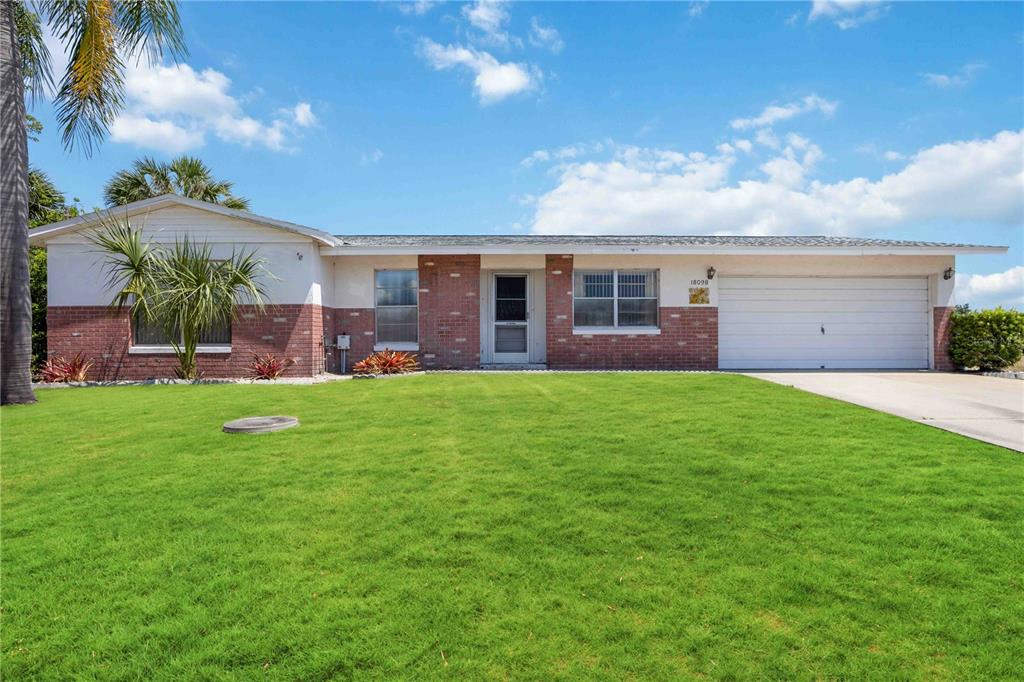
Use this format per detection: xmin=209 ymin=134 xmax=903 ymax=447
xmin=319 ymin=244 xmax=1007 ymax=256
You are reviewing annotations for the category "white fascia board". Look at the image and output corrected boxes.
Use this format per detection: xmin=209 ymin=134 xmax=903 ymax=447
xmin=29 ymin=195 xmax=338 ymax=247
xmin=319 ymin=245 xmax=1008 ymax=256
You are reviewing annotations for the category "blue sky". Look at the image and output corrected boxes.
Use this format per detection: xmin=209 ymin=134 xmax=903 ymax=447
xmin=29 ymin=1 xmax=1024 ymax=308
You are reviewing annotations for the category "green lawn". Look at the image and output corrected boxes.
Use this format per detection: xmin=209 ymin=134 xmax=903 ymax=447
xmin=2 ymin=374 xmax=1021 ymax=680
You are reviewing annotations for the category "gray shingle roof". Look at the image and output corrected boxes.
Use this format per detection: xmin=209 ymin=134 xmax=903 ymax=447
xmin=331 ymin=234 xmax=998 ymax=249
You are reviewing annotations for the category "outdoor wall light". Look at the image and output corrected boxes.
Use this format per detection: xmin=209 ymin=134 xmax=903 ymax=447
xmin=943 ymin=267 xmax=954 ymax=280
xmin=707 ymin=266 xmax=717 ymax=280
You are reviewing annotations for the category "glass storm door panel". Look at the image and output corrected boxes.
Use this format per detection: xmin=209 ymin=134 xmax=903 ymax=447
xmin=493 ymin=274 xmax=529 ymax=362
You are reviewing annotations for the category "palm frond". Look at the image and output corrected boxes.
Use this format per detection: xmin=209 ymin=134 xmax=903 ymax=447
xmin=114 ymin=0 xmax=187 ymax=65
xmin=47 ymin=0 xmax=125 ymax=153
xmin=87 ymin=215 xmax=157 ymax=318
xmin=13 ymin=2 xmax=53 ymax=103
xmin=221 ymin=195 xmax=250 ymax=211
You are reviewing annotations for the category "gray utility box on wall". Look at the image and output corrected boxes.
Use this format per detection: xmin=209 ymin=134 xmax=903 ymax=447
xmin=336 ymin=335 xmax=351 ymax=350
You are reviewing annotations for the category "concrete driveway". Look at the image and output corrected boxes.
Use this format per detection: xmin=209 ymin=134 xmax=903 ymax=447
xmin=744 ymin=371 xmax=1024 ymax=452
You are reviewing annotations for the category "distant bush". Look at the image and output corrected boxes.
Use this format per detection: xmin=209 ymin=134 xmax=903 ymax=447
xmin=949 ymin=308 xmax=1024 ymax=371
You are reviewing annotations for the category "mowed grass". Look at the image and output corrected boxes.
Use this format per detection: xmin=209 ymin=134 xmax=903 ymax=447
xmin=2 ymin=374 xmax=1021 ymax=680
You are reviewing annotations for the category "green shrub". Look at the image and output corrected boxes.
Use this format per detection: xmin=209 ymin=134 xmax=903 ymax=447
xmin=949 ymin=307 xmax=1024 ymax=370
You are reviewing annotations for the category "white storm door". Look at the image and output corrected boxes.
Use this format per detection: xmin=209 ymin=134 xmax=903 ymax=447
xmin=493 ymin=274 xmax=530 ymax=364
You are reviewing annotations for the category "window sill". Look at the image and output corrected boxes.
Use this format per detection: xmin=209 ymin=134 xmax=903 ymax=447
xmin=373 ymin=343 xmax=419 ymax=352
xmin=572 ymin=327 xmax=661 ymax=336
xmin=128 ymin=345 xmax=232 ymax=354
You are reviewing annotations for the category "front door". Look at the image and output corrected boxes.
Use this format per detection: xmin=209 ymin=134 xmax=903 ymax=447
xmin=492 ymin=274 xmax=530 ymax=363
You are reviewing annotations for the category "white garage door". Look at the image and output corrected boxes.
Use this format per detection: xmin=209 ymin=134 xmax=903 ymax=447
xmin=719 ymin=277 xmax=930 ymax=369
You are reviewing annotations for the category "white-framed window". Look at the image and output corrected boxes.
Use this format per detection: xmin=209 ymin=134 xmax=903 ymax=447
xmin=573 ymin=269 xmax=659 ymax=328
xmin=375 ymin=269 xmax=418 ymax=345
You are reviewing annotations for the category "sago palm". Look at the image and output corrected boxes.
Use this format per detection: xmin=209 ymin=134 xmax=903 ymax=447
xmin=92 ymin=218 xmax=268 ymax=380
xmin=1 ymin=0 xmax=185 ymax=404
xmin=104 ymin=155 xmax=250 ymax=210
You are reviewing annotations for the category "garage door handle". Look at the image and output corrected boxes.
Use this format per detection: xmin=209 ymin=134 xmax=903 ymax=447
xmin=821 ymin=324 xmax=825 ymax=335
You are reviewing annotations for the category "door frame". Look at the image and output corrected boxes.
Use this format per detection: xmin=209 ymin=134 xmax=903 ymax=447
xmin=489 ymin=272 xmax=531 ymax=364
xmin=479 ymin=270 xmax=546 ymax=365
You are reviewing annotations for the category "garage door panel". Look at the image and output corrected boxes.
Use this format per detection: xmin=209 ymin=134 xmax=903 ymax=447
xmin=720 ymin=358 xmax=928 ymax=370
xmin=720 ymin=299 xmax=927 ymax=313
xmin=721 ymin=346 xmax=928 ymax=361
xmin=720 ymin=322 xmax=928 ymax=336
xmin=720 ymin=277 xmax=928 ymax=291
xmin=718 ymin=276 xmax=930 ymax=370
xmin=719 ymin=334 xmax=929 ymax=350
xmin=720 ymin=288 xmax=928 ymax=302
xmin=718 ymin=312 xmax=929 ymax=326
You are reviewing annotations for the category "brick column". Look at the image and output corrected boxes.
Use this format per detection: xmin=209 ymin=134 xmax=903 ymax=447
xmin=545 ymin=254 xmax=575 ymax=366
xmin=417 ymin=255 xmax=481 ymax=369
xmin=933 ymin=306 xmax=954 ymax=370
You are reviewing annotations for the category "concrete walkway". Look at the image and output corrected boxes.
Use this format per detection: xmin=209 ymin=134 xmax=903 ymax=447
xmin=744 ymin=371 xmax=1024 ymax=452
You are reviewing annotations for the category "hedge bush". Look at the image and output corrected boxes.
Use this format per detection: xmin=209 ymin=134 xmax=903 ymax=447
xmin=949 ymin=307 xmax=1024 ymax=370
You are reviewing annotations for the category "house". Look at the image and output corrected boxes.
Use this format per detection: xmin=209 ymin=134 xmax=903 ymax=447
xmin=29 ymin=195 xmax=1007 ymax=378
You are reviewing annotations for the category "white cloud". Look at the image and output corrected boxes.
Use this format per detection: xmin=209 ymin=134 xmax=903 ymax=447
xmin=110 ymin=116 xmax=204 ymax=154
xmin=521 ymin=143 xmax=604 ymax=168
xmin=529 ymin=17 xmax=564 ymax=54
xmin=528 ymin=129 xmax=1024 ymax=236
xmin=291 ymin=102 xmax=317 ymax=127
xmin=730 ymin=94 xmax=838 ymax=130
xmin=462 ymin=0 xmax=516 ymax=47
xmin=689 ymin=1 xmax=710 ymax=18
xmin=809 ymin=1 xmax=889 ymax=30
xmin=733 ymin=139 xmax=754 ymax=154
xmin=955 ymin=266 xmax=1024 ymax=310
xmin=883 ymin=150 xmax=905 ymax=161
xmin=396 ymin=1 xmax=436 ymax=15
xmin=923 ymin=62 xmax=986 ymax=89
xmin=418 ymin=38 xmax=538 ymax=104
xmin=361 ymin=148 xmax=385 ymax=164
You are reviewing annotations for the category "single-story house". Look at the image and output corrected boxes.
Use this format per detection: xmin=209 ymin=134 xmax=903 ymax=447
xmin=29 ymin=194 xmax=1007 ymax=378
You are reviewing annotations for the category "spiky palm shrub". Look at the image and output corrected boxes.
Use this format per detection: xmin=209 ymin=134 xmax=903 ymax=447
xmin=92 ymin=218 xmax=269 ymax=380
xmin=353 ymin=350 xmax=420 ymax=376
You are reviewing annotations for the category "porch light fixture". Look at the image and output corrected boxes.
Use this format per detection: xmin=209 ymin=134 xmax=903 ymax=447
xmin=707 ymin=266 xmax=717 ymax=280
xmin=943 ymin=267 xmax=954 ymax=280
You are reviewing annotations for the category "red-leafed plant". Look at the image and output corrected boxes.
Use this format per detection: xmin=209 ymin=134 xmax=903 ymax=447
xmin=247 ymin=354 xmax=294 ymax=380
xmin=353 ymin=350 xmax=420 ymax=375
xmin=38 ymin=354 xmax=94 ymax=383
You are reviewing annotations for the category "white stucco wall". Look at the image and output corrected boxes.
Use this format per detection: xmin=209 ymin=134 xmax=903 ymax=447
xmin=329 ymin=255 xmax=419 ymax=309
xmin=573 ymin=254 xmax=955 ymax=307
xmin=46 ymin=205 xmax=323 ymax=306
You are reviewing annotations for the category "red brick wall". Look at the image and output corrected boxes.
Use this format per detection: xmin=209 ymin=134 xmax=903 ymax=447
xmin=545 ymin=254 xmax=719 ymax=369
xmin=47 ymin=304 xmax=324 ymax=380
xmin=933 ymin=306 xmax=954 ymax=371
xmin=417 ymin=255 xmax=481 ymax=369
xmin=323 ymin=307 xmax=375 ymax=373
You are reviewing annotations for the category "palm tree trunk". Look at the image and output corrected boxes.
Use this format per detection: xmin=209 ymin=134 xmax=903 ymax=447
xmin=0 ymin=4 xmax=36 ymax=405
